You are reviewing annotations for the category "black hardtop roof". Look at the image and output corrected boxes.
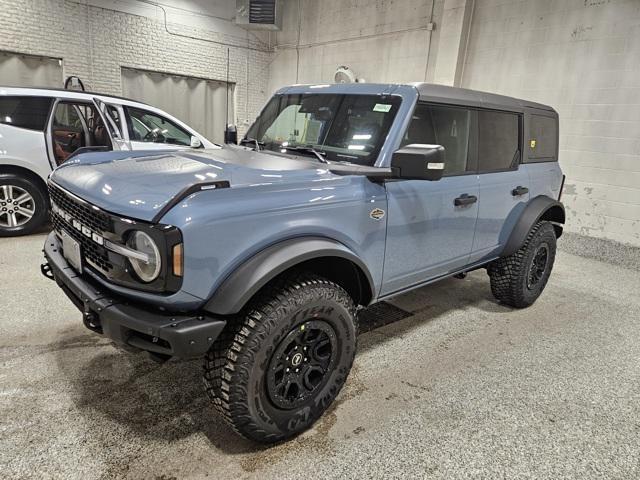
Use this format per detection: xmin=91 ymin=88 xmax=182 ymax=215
xmin=280 ymin=82 xmax=556 ymax=115
xmin=411 ymin=83 xmax=556 ymax=114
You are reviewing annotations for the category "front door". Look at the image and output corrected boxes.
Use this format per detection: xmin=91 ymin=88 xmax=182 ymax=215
xmin=381 ymin=103 xmax=479 ymax=296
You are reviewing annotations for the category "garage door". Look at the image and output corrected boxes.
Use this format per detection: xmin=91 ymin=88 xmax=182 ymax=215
xmin=0 ymin=51 xmax=62 ymax=88
xmin=121 ymin=68 xmax=233 ymax=144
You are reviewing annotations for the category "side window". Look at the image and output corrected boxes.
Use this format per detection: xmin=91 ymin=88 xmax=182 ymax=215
xmin=0 ymin=96 xmax=52 ymax=131
xmin=402 ymin=104 xmax=471 ymax=176
xmin=528 ymin=114 xmax=557 ymax=162
xmin=478 ymin=110 xmax=520 ymax=172
xmin=124 ymin=106 xmax=192 ymax=146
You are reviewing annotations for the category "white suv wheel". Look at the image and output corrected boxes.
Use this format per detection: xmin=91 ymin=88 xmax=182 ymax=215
xmin=0 ymin=185 xmax=36 ymax=228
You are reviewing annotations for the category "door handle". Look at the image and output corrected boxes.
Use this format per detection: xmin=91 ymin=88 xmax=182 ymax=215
xmin=512 ymin=186 xmax=529 ymax=196
xmin=454 ymin=194 xmax=478 ymax=206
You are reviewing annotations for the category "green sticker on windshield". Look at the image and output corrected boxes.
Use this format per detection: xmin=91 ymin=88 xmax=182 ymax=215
xmin=373 ymin=103 xmax=392 ymax=113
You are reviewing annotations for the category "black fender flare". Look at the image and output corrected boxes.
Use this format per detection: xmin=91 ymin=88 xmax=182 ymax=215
xmin=204 ymin=237 xmax=376 ymax=315
xmin=501 ymin=195 xmax=565 ymax=257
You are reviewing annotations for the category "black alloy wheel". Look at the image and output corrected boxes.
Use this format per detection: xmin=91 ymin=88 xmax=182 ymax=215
xmin=267 ymin=320 xmax=338 ymax=410
xmin=527 ymin=243 xmax=549 ymax=289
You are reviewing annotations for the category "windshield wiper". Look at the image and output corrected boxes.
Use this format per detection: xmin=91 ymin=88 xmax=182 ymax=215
xmin=282 ymin=145 xmax=328 ymax=164
xmin=239 ymin=137 xmax=264 ymax=151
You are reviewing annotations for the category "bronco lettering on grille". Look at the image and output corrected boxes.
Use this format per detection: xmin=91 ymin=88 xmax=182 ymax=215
xmin=51 ymin=202 xmax=105 ymax=246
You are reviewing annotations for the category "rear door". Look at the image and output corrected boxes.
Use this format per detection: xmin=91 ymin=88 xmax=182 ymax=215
xmin=381 ymin=103 xmax=480 ymax=295
xmin=469 ymin=109 xmax=529 ymax=262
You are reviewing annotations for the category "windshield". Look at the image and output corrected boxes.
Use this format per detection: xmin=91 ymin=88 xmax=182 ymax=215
xmin=245 ymin=93 xmax=402 ymax=165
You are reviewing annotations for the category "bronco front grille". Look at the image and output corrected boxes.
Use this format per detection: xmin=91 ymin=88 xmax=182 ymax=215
xmin=48 ymin=184 xmax=112 ymax=233
xmin=51 ymin=214 xmax=113 ymax=272
xmin=48 ymin=184 xmax=114 ymax=272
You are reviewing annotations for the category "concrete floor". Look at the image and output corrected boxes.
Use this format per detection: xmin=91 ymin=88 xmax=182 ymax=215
xmin=1 ymin=232 xmax=639 ymax=479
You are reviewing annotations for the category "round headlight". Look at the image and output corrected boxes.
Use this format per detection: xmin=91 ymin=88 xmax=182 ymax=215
xmin=126 ymin=231 xmax=161 ymax=283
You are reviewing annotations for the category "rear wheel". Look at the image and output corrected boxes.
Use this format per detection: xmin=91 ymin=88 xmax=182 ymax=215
xmin=203 ymin=273 xmax=357 ymax=443
xmin=488 ymin=221 xmax=557 ymax=308
xmin=0 ymin=174 xmax=48 ymax=237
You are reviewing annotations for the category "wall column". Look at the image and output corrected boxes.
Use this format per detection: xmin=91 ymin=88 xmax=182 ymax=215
xmin=431 ymin=0 xmax=474 ymax=86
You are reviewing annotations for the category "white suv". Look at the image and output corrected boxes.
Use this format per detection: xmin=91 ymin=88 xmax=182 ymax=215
xmin=0 ymin=87 xmax=217 ymax=236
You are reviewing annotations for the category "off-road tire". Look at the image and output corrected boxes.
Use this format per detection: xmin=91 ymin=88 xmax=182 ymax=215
xmin=203 ymin=273 xmax=357 ymax=443
xmin=0 ymin=173 xmax=48 ymax=237
xmin=488 ymin=221 xmax=557 ymax=308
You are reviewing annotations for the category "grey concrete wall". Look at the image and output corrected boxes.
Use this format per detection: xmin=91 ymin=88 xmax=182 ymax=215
xmin=461 ymin=0 xmax=640 ymax=246
xmin=268 ymin=0 xmax=442 ymax=92
xmin=0 ymin=0 xmax=273 ymax=136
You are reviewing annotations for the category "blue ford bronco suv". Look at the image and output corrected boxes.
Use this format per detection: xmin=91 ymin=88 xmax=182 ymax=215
xmin=41 ymin=83 xmax=565 ymax=443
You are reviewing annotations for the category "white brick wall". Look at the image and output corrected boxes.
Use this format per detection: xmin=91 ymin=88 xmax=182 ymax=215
xmin=461 ymin=0 xmax=640 ymax=246
xmin=0 ymin=0 xmax=273 ymax=137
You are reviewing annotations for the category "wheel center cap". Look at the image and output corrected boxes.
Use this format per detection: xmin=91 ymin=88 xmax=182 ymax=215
xmin=291 ymin=352 xmax=303 ymax=367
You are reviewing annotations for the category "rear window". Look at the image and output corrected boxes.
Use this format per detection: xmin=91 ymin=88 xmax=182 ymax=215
xmin=528 ymin=114 xmax=557 ymax=162
xmin=0 ymin=96 xmax=53 ymax=131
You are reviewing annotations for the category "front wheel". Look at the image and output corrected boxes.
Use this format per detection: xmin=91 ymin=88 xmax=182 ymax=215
xmin=203 ymin=273 xmax=357 ymax=443
xmin=488 ymin=221 xmax=557 ymax=308
xmin=0 ymin=174 xmax=48 ymax=237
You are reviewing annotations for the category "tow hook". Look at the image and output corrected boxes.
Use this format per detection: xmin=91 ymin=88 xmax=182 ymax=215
xmin=41 ymin=262 xmax=54 ymax=281
xmin=83 ymin=311 xmax=103 ymax=333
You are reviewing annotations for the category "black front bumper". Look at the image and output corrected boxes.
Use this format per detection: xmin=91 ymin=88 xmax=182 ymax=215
xmin=42 ymin=232 xmax=226 ymax=358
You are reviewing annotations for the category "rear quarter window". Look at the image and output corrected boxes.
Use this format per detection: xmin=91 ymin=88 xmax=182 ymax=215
xmin=0 ymin=96 xmax=53 ymax=131
xmin=527 ymin=114 xmax=557 ymax=162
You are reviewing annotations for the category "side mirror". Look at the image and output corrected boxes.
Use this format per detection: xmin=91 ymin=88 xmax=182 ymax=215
xmin=391 ymin=144 xmax=445 ymax=181
xmin=190 ymin=136 xmax=202 ymax=148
